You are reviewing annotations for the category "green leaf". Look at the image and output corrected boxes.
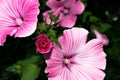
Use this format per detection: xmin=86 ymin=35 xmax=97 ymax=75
xmin=90 ymin=23 xmax=112 ymax=33
xmin=49 ymin=12 xmax=58 ymax=22
xmin=6 ymin=64 xmax=21 ymax=74
xmin=98 ymin=23 xmax=112 ymax=32
xmin=82 ymin=11 xmax=92 ymax=23
xmin=89 ymin=16 xmax=100 ymax=23
xmin=17 ymin=55 xmax=41 ymax=66
xmin=21 ymin=64 xmax=40 ymax=80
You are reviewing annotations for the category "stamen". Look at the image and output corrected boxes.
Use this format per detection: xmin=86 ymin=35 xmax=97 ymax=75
xmin=64 ymin=58 xmax=70 ymax=65
xmin=63 ymin=9 xmax=69 ymax=14
xmin=16 ymin=18 xmax=23 ymax=26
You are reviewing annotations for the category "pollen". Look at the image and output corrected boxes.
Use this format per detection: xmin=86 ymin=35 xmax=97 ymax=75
xmin=64 ymin=58 xmax=70 ymax=65
xmin=16 ymin=18 xmax=23 ymax=26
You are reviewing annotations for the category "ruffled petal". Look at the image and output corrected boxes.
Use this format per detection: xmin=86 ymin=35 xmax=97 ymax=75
xmin=58 ymin=28 xmax=88 ymax=55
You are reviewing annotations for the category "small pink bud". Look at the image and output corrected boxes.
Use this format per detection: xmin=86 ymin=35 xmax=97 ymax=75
xmin=35 ymin=34 xmax=52 ymax=54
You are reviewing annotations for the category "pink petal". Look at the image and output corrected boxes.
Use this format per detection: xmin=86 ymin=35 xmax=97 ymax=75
xmin=74 ymin=39 xmax=106 ymax=70
xmin=70 ymin=0 xmax=85 ymax=15
xmin=58 ymin=28 xmax=88 ymax=55
xmin=93 ymin=29 xmax=109 ymax=46
xmin=79 ymin=65 xmax=105 ymax=80
xmin=48 ymin=65 xmax=93 ymax=80
xmin=71 ymin=65 xmax=94 ymax=80
xmin=14 ymin=22 xmax=37 ymax=37
xmin=46 ymin=0 xmax=63 ymax=10
xmin=53 ymin=7 xmax=61 ymax=17
xmin=64 ymin=0 xmax=76 ymax=8
xmin=45 ymin=59 xmax=63 ymax=77
xmin=45 ymin=44 xmax=63 ymax=77
xmin=0 ymin=0 xmax=17 ymax=27
xmin=0 ymin=27 xmax=16 ymax=46
xmin=48 ymin=67 xmax=73 ymax=80
xmin=59 ymin=14 xmax=77 ymax=28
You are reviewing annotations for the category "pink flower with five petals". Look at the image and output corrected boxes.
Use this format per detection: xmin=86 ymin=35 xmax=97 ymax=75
xmin=0 ymin=0 xmax=40 ymax=46
xmin=43 ymin=0 xmax=84 ymax=28
xmin=45 ymin=28 xmax=106 ymax=80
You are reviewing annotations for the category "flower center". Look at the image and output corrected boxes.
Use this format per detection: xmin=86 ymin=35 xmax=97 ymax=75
xmin=63 ymin=9 xmax=69 ymax=14
xmin=61 ymin=6 xmax=70 ymax=15
xmin=16 ymin=18 xmax=23 ymax=26
xmin=63 ymin=58 xmax=70 ymax=65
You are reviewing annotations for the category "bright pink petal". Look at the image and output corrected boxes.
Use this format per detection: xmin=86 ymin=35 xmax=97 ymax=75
xmin=93 ymin=29 xmax=109 ymax=46
xmin=59 ymin=14 xmax=77 ymax=28
xmin=70 ymin=0 xmax=85 ymax=15
xmin=58 ymin=28 xmax=88 ymax=55
xmin=46 ymin=0 xmax=63 ymax=9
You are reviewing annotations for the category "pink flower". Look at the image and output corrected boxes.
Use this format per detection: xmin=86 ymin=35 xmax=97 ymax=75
xmin=43 ymin=0 xmax=84 ymax=28
xmin=0 ymin=0 xmax=40 ymax=46
xmin=45 ymin=28 xmax=106 ymax=80
xmin=93 ymin=29 xmax=109 ymax=46
xmin=35 ymin=34 xmax=52 ymax=54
